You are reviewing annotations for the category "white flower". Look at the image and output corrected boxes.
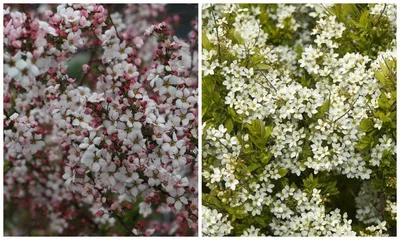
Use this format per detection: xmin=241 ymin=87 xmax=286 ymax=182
xmin=167 ymin=188 xmax=188 ymax=210
xmin=62 ymin=167 xmax=75 ymax=185
xmin=139 ymin=202 xmax=152 ymax=217
xmin=79 ymin=131 xmax=102 ymax=150
xmin=161 ymin=132 xmax=185 ymax=155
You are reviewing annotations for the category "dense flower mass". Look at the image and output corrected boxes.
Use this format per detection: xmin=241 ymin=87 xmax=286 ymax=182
xmin=202 ymin=3 xmax=396 ymax=236
xmin=4 ymin=4 xmax=198 ymax=236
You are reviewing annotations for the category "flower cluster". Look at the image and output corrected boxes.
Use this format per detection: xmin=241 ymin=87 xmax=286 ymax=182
xmin=4 ymin=4 xmax=198 ymax=236
xmin=270 ymin=188 xmax=355 ymax=236
xmin=202 ymin=206 xmax=233 ymax=236
xmin=202 ymin=3 xmax=396 ymax=236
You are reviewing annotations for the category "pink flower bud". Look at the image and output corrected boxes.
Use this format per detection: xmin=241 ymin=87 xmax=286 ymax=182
xmin=134 ymin=58 xmax=142 ymax=66
xmin=81 ymin=10 xmax=88 ymax=18
xmin=60 ymin=67 xmax=67 ymax=75
xmin=60 ymin=31 xmax=67 ymax=38
xmin=82 ymin=64 xmax=90 ymax=73
xmin=96 ymin=104 xmax=103 ymax=111
xmin=97 ymin=17 xmax=104 ymax=24
xmin=95 ymin=210 xmax=104 ymax=217
xmin=33 ymin=49 xmax=41 ymax=58
xmin=84 ymin=107 xmax=92 ymax=115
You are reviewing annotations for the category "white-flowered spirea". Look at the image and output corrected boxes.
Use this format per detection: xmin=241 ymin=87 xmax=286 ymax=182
xmin=202 ymin=3 xmax=396 ymax=237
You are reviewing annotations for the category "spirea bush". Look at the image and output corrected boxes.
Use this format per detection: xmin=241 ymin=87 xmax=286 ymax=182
xmin=202 ymin=3 xmax=396 ymax=237
xmin=4 ymin=4 xmax=198 ymax=236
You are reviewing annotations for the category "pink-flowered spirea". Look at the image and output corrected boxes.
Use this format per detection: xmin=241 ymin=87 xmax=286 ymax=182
xmin=4 ymin=3 xmax=198 ymax=236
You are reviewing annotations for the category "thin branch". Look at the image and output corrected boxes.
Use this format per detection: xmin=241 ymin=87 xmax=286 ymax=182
xmin=210 ymin=5 xmax=221 ymax=60
xmin=368 ymin=4 xmax=387 ymax=54
xmin=253 ymin=65 xmax=277 ymax=92
xmin=107 ymin=5 xmax=122 ymax=42
xmin=114 ymin=214 xmax=133 ymax=235
xmin=320 ymin=4 xmax=335 ymax=17
xmin=333 ymin=93 xmax=361 ymax=123
xmin=76 ymin=48 xmax=97 ymax=86
xmin=376 ymin=4 xmax=387 ymax=25
xmin=290 ymin=5 xmax=304 ymax=44
xmin=325 ymin=88 xmax=332 ymax=119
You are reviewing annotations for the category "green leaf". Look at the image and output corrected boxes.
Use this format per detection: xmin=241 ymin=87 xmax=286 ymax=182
xmin=254 ymin=216 xmax=268 ymax=227
xmin=228 ymin=107 xmax=237 ymax=118
xmin=377 ymin=111 xmax=391 ymax=123
xmin=264 ymin=125 xmax=273 ymax=140
xmin=245 ymin=163 xmax=262 ymax=173
xmin=375 ymin=71 xmax=387 ymax=85
xmin=280 ymin=178 xmax=289 ymax=187
xmin=378 ymin=97 xmax=391 ymax=109
xmin=303 ymin=173 xmax=321 ymax=193
xmin=322 ymin=181 xmax=339 ymax=196
xmin=202 ymin=193 xmax=224 ymax=211
xmin=213 ymin=92 xmax=221 ymax=103
xmin=260 ymin=152 xmax=272 ymax=165
xmin=315 ymin=99 xmax=330 ymax=119
xmin=296 ymin=44 xmax=303 ymax=58
xmin=225 ymin=118 xmax=234 ymax=133
xmin=228 ymin=107 xmax=242 ymax=123
xmin=226 ymin=206 xmax=247 ymax=219
xmin=4 ymin=161 xmax=12 ymax=174
xmin=358 ymin=118 xmax=374 ymax=132
xmin=359 ymin=10 xmax=370 ymax=26
xmin=203 ymin=76 xmax=216 ymax=94
xmin=202 ymin=32 xmax=212 ymax=49
xmin=256 ymin=63 xmax=270 ymax=70
xmin=234 ymin=30 xmax=244 ymax=44
xmin=278 ymin=168 xmax=289 ymax=177
xmin=245 ymin=120 xmax=273 ymax=150
xmin=202 ymin=91 xmax=212 ymax=117
xmin=355 ymin=135 xmax=373 ymax=151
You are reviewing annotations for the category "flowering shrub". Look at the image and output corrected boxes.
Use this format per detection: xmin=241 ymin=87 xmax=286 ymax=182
xmin=4 ymin=4 xmax=198 ymax=236
xmin=202 ymin=3 xmax=396 ymax=236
